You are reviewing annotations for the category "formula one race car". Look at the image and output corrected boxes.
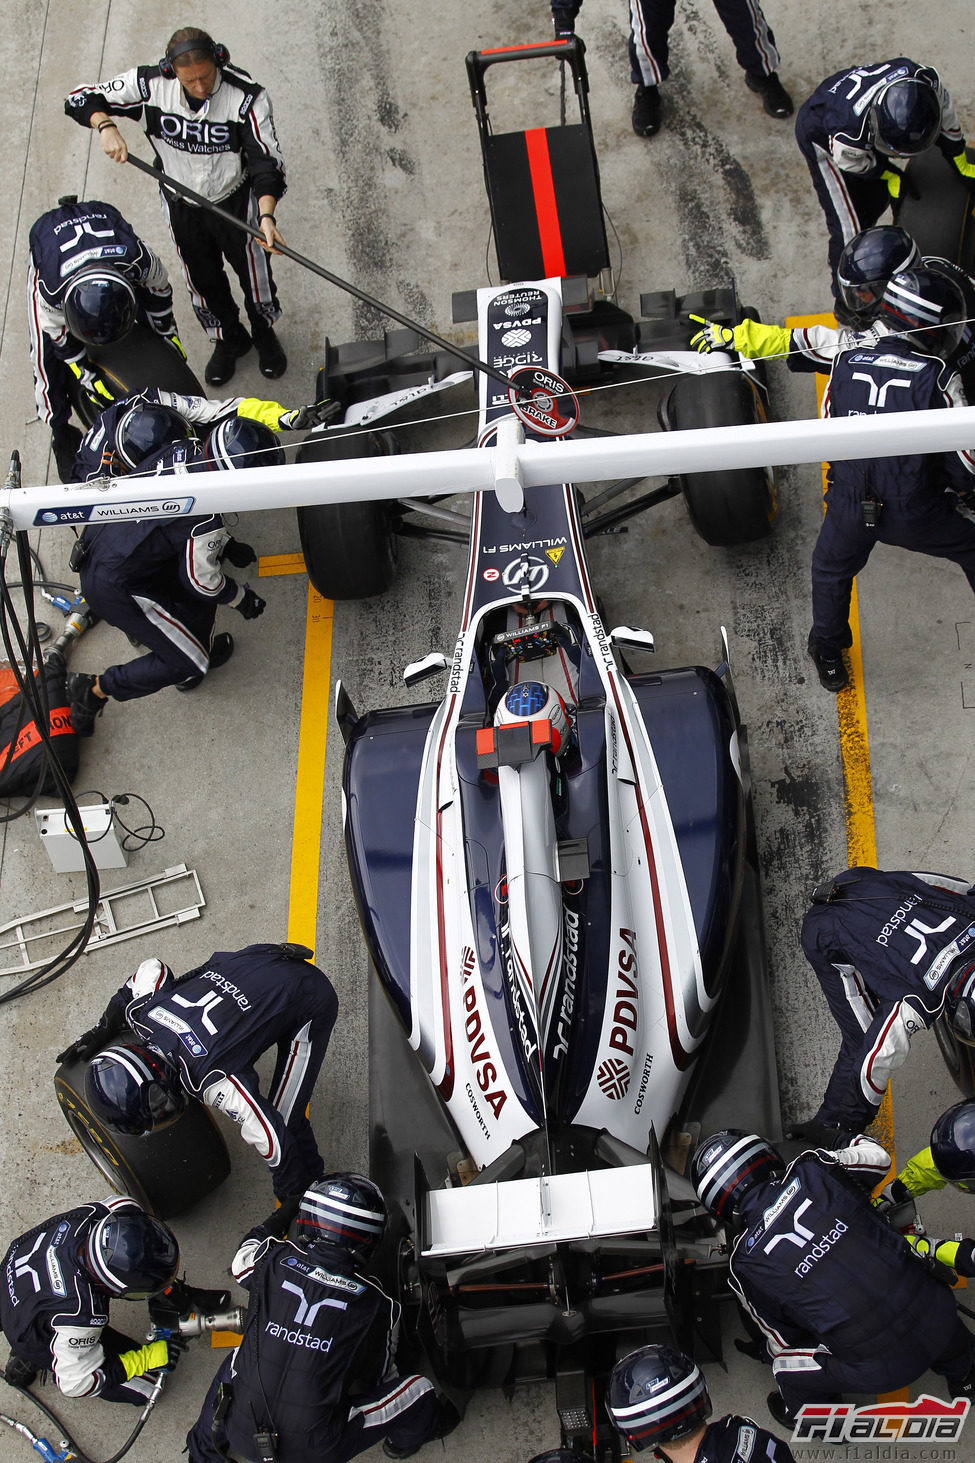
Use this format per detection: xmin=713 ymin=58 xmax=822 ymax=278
xmin=326 ymin=38 xmax=783 ymax=1451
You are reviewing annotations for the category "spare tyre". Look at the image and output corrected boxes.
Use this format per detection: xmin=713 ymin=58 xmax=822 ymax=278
xmin=69 ymin=323 xmax=204 ymax=429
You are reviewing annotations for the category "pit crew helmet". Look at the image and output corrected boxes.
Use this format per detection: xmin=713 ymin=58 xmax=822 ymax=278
xmin=878 ymin=268 xmax=966 ymax=359
xmin=944 ymin=962 xmax=975 ymax=1045
xmin=296 ymin=1172 xmax=387 ymax=1258
xmin=930 ymin=1101 xmax=975 ymax=1191
xmin=83 ymin=1209 xmax=179 ymax=1298
xmin=870 ymin=75 xmax=942 ymax=158
xmin=63 ymin=268 xmax=137 ymax=347
xmin=607 ymin=1344 xmax=712 ymax=1451
xmin=690 ymin=1130 xmax=785 ymax=1221
xmin=835 ymin=226 xmax=920 ymax=326
xmin=114 ymin=401 xmax=192 ymax=471
xmin=204 ymin=417 xmax=285 ymax=471
xmin=494 ymin=681 xmax=570 ymax=755
xmin=86 ymin=1043 xmax=186 ymax=1136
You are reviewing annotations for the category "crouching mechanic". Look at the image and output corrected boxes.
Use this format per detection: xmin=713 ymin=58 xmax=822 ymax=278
xmin=186 ymin=1174 xmax=459 ymax=1463
xmin=27 ymin=195 xmax=182 ymax=482
xmin=606 ymin=1343 xmax=795 ymax=1461
xmin=0 ymin=1195 xmax=222 ymax=1404
xmin=874 ymin=1100 xmax=975 ymax=1278
xmin=691 ymin=1130 xmax=975 ymax=1427
xmin=57 ymin=944 xmax=338 ymax=1202
xmin=793 ymin=866 xmax=975 ymax=1144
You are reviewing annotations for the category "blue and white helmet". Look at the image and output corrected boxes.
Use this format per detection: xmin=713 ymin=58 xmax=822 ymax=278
xmin=690 ymin=1130 xmax=785 ymax=1221
xmin=607 ymin=1344 xmax=712 ymax=1451
xmin=296 ymin=1172 xmax=387 ymax=1258
xmin=83 ymin=1208 xmax=179 ymax=1298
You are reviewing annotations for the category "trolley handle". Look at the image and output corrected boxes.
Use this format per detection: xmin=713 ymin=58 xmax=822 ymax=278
xmin=466 ymin=35 xmax=590 ymax=114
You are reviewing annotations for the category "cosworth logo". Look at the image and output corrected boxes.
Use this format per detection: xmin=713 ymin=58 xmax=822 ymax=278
xmin=791 ymin=1396 xmax=968 ymax=1444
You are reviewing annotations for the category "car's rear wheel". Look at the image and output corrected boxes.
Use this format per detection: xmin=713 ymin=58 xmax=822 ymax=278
xmin=54 ymin=1057 xmax=231 ymax=1218
xmin=296 ymin=431 xmax=398 ymax=599
xmin=934 ymin=1014 xmax=975 ymax=1099
xmin=664 ymin=371 xmax=777 ymax=546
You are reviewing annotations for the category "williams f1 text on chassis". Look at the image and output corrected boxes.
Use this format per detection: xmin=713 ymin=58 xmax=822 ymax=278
xmin=330 ymin=38 xmax=782 ymax=1455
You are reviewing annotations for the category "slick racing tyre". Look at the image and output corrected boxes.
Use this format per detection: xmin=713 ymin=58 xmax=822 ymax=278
xmin=67 ymin=324 xmax=204 ymax=429
xmin=296 ymin=430 xmax=398 ymax=600
xmin=934 ymin=1012 xmax=975 ymax=1100
xmin=662 ymin=370 xmax=776 ymax=546
xmin=900 ymin=149 xmax=973 ymax=269
xmin=55 ymin=1056 xmax=231 ymax=1218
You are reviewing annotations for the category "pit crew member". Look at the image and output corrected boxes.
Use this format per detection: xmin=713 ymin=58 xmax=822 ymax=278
xmin=27 ymin=195 xmax=181 ymax=482
xmin=185 ymin=1174 xmax=458 ymax=1463
xmin=794 ymin=59 xmax=973 ymax=291
xmin=607 ymin=1342 xmax=796 ymax=1460
xmin=65 ymin=27 xmax=288 ymax=385
xmin=691 ymin=1130 xmax=975 ymax=1426
xmin=58 ymin=945 xmax=339 ymax=1202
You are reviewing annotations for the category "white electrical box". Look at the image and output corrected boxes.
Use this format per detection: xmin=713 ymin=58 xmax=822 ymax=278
xmin=35 ymin=805 xmax=129 ymax=872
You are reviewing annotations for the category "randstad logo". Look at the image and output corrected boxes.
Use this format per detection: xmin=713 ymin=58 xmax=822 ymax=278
xmin=794 ymin=1219 xmax=849 ymax=1277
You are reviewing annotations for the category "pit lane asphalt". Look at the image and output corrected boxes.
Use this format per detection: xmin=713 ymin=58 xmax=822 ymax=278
xmin=1 ymin=1 xmax=974 ymax=1459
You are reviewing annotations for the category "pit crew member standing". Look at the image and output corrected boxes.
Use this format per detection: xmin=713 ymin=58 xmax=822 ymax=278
xmin=804 ymin=269 xmax=975 ymax=692
xmin=550 ymin=0 xmax=791 ymax=139
xmin=186 ymin=1175 xmax=457 ymax=1463
xmin=65 ymin=26 xmax=288 ymax=386
xmin=28 ymin=196 xmax=181 ymax=481
xmin=0 ymin=1197 xmax=184 ymax=1405
xmin=58 ymin=945 xmax=338 ymax=1202
xmin=794 ymin=59 xmax=974 ymax=290
xmin=691 ymin=1131 xmax=975 ymax=1426
xmin=793 ymin=866 xmax=975 ymax=1142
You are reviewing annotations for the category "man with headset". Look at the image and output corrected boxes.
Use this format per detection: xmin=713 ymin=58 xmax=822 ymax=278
xmin=65 ymin=26 xmax=288 ymax=387
xmin=27 ymin=195 xmax=181 ymax=482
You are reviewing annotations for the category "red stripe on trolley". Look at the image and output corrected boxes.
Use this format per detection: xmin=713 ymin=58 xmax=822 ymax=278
xmin=524 ymin=128 xmax=566 ymax=278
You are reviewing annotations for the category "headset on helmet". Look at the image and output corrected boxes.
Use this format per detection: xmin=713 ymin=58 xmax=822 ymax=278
xmin=205 ymin=417 xmax=285 ymax=471
xmin=835 ymin=227 xmax=921 ymax=327
xmin=945 ymin=962 xmax=975 ymax=1046
xmin=86 ymin=1043 xmax=186 ymax=1136
xmin=114 ymin=401 xmax=193 ymax=472
xmin=159 ymin=33 xmax=230 ymax=80
xmin=690 ymin=1130 xmax=785 ymax=1221
xmin=931 ymin=1101 xmax=975 ymax=1192
xmin=296 ymin=1173 xmax=387 ymax=1258
xmin=83 ymin=1209 xmax=179 ymax=1299
xmin=607 ymin=1345 xmax=712 ymax=1452
xmin=878 ymin=267 xmax=966 ymax=359
xmin=870 ymin=76 xmax=942 ymax=158
xmin=63 ymin=269 xmax=137 ymax=348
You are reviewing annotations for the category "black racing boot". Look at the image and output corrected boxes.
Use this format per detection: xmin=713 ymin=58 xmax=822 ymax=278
xmin=176 ymin=632 xmax=234 ymax=692
xmin=745 ymin=70 xmax=794 ymax=118
xmin=632 ymin=83 xmax=661 ymax=138
xmin=807 ymin=631 xmax=849 ymax=693
xmin=252 ymin=322 xmax=288 ymax=379
xmin=383 ymin=1399 xmax=461 ymax=1459
xmin=66 ymin=672 xmax=107 ymax=737
xmin=205 ymin=324 xmax=252 ymax=386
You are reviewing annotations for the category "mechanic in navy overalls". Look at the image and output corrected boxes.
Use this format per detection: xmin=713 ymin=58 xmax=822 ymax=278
xmin=793 ymin=867 xmax=975 ymax=1142
xmin=27 ymin=196 xmax=180 ymax=481
xmin=0 ymin=1196 xmax=184 ymax=1406
xmin=58 ymin=947 xmax=339 ymax=1202
xmin=805 ymin=269 xmax=975 ymax=693
xmin=186 ymin=1174 xmax=456 ymax=1463
xmin=794 ymin=59 xmax=974 ymax=291
xmin=692 ymin=1131 xmax=975 ymax=1425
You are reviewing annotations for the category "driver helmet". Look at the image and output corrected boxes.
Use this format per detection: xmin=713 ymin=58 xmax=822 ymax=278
xmin=296 ymin=1173 xmax=387 ymax=1259
xmin=63 ymin=268 xmax=137 ymax=347
xmin=114 ymin=401 xmax=193 ymax=472
xmin=944 ymin=962 xmax=975 ymax=1045
xmin=878 ymin=268 xmax=966 ymax=360
xmin=835 ymin=227 xmax=920 ymax=327
xmin=83 ymin=1208 xmax=179 ymax=1298
xmin=86 ymin=1042 xmax=186 ymax=1136
xmin=690 ymin=1130 xmax=785 ymax=1221
xmin=607 ymin=1344 xmax=712 ymax=1452
xmin=870 ymin=75 xmax=942 ymax=157
xmin=494 ymin=681 xmax=570 ymax=755
xmin=930 ymin=1101 xmax=975 ymax=1192
xmin=204 ymin=417 xmax=285 ymax=471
